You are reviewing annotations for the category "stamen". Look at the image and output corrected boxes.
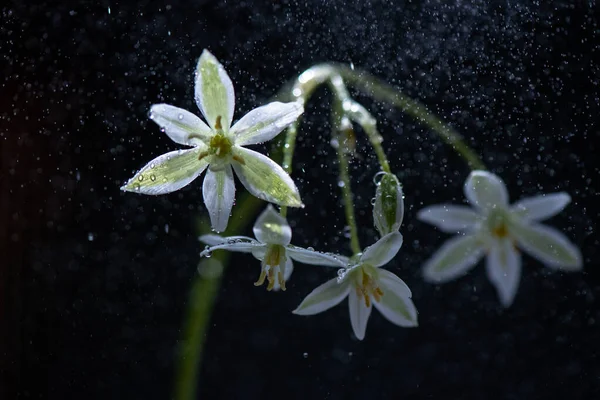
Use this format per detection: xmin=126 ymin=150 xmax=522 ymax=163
xmin=232 ymin=155 xmax=246 ymax=165
xmin=363 ymin=292 xmax=372 ymax=308
xmin=198 ymin=151 xmax=210 ymax=161
xmin=214 ymin=115 xmax=223 ymax=131
xmin=278 ymin=272 xmax=286 ymax=291
xmin=254 ymin=270 xmax=267 ymax=287
xmin=266 ymin=268 xmax=276 ymax=291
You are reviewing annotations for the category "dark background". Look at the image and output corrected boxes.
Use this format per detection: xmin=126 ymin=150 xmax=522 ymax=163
xmin=2 ymin=0 xmax=600 ymax=399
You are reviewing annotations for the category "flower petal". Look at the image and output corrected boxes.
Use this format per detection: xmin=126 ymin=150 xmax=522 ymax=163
xmin=510 ymin=222 xmax=582 ymax=270
xmin=252 ymin=205 xmax=292 ymax=245
xmin=348 ymin=290 xmax=372 ymax=340
xmin=486 ymin=239 xmax=521 ymax=307
xmin=272 ymin=257 xmax=294 ymax=291
xmin=232 ymin=147 xmax=303 ymax=207
xmin=464 ymin=170 xmax=509 ymax=211
xmin=203 ymin=165 xmax=235 ymax=233
xmin=231 ymin=101 xmax=304 ymax=146
xmin=199 ymin=234 xmax=255 ymax=246
xmin=377 ymin=268 xmax=412 ymax=298
xmin=287 ymin=245 xmax=347 ymax=267
xmin=511 ymin=192 xmax=571 ymax=222
xmin=423 ymin=234 xmax=484 ymax=283
xmin=361 ymin=232 xmax=403 ymax=267
xmin=293 ymin=278 xmax=351 ymax=316
xmin=374 ymin=272 xmax=418 ymax=327
xmin=149 ymin=104 xmax=212 ymax=145
xmin=194 ymin=50 xmax=235 ymax=130
xmin=417 ymin=205 xmax=481 ymax=233
xmin=199 ymin=237 xmax=263 ymax=256
xmin=121 ymin=147 xmax=209 ymax=195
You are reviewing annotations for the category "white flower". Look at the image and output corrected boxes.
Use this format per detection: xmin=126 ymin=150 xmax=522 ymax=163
xmin=293 ymin=232 xmax=418 ymax=340
xmin=199 ymin=205 xmax=346 ymax=291
xmin=417 ymin=170 xmax=583 ymax=307
xmin=121 ymin=50 xmax=304 ymax=232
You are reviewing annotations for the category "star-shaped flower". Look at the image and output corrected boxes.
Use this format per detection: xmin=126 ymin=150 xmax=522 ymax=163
xmin=199 ymin=205 xmax=346 ymax=291
xmin=417 ymin=170 xmax=583 ymax=307
xmin=121 ymin=50 xmax=304 ymax=232
xmin=293 ymin=232 xmax=418 ymax=340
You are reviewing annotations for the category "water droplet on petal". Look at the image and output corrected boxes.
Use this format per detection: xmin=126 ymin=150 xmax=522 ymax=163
xmin=178 ymin=114 xmax=184 ymax=120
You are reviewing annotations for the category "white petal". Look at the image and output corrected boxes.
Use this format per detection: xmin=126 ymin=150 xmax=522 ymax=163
xmin=231 ymin=101 xmax=304 ymax=146
xmin=232 ymin=147 xmax=303 ymax=207
xmin=486 ymin=239 xmax=521 ymax=307
xmin=361 ymin=232 xmax=403 ymax=267
xmin=464 ymin=170 xmax=509 ymax=211
xmin=194 ymin=50 xmax=235 ymax=130
xmin=511 ymin=192 xmax=571 ymax=222
xmin=199 ymin=234 xmax=255 ymax=246
xmin=417 ymin=204 xmax=481 ymax=233
xmin=377 ymin=269 xmax=412 ymax=298
xmin=199 ymin=238 xmax=263 ymax=255
xmin=287 ymin=245 xmax=347 ymax=267
xmin=374 ymin=272 xmax=418 ymax=327
xmin=423 ymin=234 xmax=484 ymax=283
xmin=121 ymin=148 xmax=209 ymax=195
xmin=293 ymin=278 xmax=351 ymax=316
xmin=348 ymin=290 xmax=372 ymax=340
xmin=510 ymin=222 xmax=582 ymax=270
xmin=149 ymin=104 xmax=212 ymax=145
xmin=203 ymin=165 xmax=235 ymax=233
xmin=271 ymin=257 xmax=294 ymax=291
xmin=252 ymin=205 xmax=292 ymax=245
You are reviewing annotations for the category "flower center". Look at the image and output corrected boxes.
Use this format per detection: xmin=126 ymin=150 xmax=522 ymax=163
xmin=209 ymin=132 xmax=233 ymax=158
xmin=254 ymin=244 xmax=287 ymax=291
xmin=487 ymin=209 xmax=510 ymax=239
xmin=354 ymin=265 xmax=383 ymax=308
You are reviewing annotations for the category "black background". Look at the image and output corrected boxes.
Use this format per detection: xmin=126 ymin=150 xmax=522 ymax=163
xmin=2 ymin=0 xmax=600 ymax=399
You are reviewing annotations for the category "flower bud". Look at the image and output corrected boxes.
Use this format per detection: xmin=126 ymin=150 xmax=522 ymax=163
xmin=373 ymin=173 xmax=404 ymax=236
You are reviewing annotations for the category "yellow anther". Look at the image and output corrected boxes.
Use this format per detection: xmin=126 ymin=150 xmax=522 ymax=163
xmin=493 ymin=223 xmax=508 ymax=238
xmin=198 ymin=151 xmax=210 ymax=161
xmin=232 ymin=155 xmax=246 ymax=165
xmin=214 ymin=115 xmax=223 ymax=131
xmin=355 ymin=267 xmax=384 ymax=308
xmin=266 ymin=268 xmax=276 ymax=291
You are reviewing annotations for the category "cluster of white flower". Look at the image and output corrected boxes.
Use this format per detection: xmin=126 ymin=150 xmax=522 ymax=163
xmin=122 ymin=51 xmax=583 ymax=340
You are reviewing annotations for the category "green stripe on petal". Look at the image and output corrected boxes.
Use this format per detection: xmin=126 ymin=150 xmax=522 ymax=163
xmin=293 ymin=278 xmax=351 ymax=316
xmin=194 ymin=50 xmax=235 ymax=130
xmin=232 ymin=146 xmax=303 ymax=207
xmin=121 ymin=147 xmax=209 ymax=195
xmin=423 ymin=234 xmax=484 ymax=283
xmin=510 ymin=221 xmax=582 ymax=270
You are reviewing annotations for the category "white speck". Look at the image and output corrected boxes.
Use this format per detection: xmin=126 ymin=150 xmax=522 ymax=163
xmin=303 ymin=352 xmax=308 ymax=358
xmin=164 ymin=224 xmax=169 ymax=233
xmin=88 ymin=233 xmax=95 ymax=241
xmin=108 ymin=6 xmax=111 ymax=14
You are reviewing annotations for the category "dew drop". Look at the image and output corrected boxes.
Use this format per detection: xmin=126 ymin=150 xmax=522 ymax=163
xmin=373 ymin=171 xmax=386 ymax=185
xmin=307 ymin=247 xmax=315 ymax=251
xmin=150 ymin=175 xmax=156 ymax=181
xmin=337 ymin=180 xmax=345 ymax=188
xmin=343 ymin=226 xmax=351 ymax=238
xmin=138 ymin=175 xmax=144 ymax=181
xmin=370 ymin=197 xmax=376 ymax=205
xmin=87 ymin=233 xmax=95 ymax=241
xmin=178 ymin=114 xmax=184 ymax=120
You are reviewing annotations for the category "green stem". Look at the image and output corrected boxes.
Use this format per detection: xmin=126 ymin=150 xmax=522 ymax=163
xmin=333 ymin=64 xmax=486 ymax=171
xmin=174 ymin=194 xmax=262 ymax=400
xmin=336 ymin=138 xmax=361 ymax=255
xmin=328 ymin=75 xmax=391 ymax=174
